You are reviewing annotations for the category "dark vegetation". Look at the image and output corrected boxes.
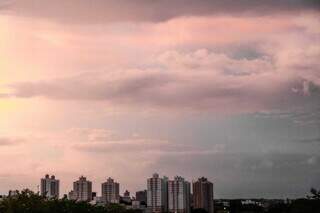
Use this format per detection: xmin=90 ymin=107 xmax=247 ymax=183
xmin=214 ymin=188 xmax=320 ymax=213
xmin=0 ymin=189 xmax=142 ymax=213
xmin=0 ymin=188 xmax=319 ymax=213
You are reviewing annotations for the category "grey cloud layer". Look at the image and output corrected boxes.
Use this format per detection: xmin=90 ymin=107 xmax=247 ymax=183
xmin=154 ymin=152 xmax=320 ymax=198
xmin=254 ymin=105 xmax=320 ymax=127
xmin=61 ymin=128 xmax=320 ymax=198
xmin=2 ymin=0 xmax=320 ymax=23
xmin=71 ymin=127 xmax=320 ymax=197
xmin=299 ymin=137 xmax=320 ymax=143
xmin=6 ymin=73 xmax=319 ymax=112
xmin=4 ymin=46 xmax=320 ymax=112
xmin=1 ymin=6 xmax=319 ymax=113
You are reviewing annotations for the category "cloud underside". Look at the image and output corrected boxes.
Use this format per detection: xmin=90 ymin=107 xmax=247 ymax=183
xmin=0 ymin=10 xmax=318 ymax=114
xmin=7 ymin=73 xmax=320 ymax=112
xmin=2 ymin=0 xmax=320 ymax=23
xmin=5 ymin=45 xmax=320 ymax=112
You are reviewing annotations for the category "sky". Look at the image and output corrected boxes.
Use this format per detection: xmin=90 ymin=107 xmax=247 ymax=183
xmin=0 ymin=0 xmax=319 ymax=199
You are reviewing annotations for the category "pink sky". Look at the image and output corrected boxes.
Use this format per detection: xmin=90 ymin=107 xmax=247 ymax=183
xmin=0 ymin=0 xmax=319 ymax=198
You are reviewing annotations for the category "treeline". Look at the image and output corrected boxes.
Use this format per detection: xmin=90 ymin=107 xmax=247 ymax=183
xmin=1 ymin=188 xmax=320 ymax=213
xmin=267 ymin=199 xmax=320 ymax=213
xmin=215 ymin=188 xmax=320 ymax=213
xmin=266 ymin=188 xmax=320 ymax=213
xmin=0 ymin=189 xmax=142 ymax=213
xmin=224 ymin=199 xmax=320 ymax=213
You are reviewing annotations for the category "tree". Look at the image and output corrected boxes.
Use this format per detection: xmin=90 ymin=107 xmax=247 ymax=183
xmin=191 ymin=208 xmax=208 ymax=213
xmin=0 ymin=189 xmax=141 ymax=213
xmin=307 ymin=188 xmax=320 ymax=200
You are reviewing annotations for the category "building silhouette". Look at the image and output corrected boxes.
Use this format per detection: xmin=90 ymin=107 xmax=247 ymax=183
xmin=69 ymin=176 xmax=92 ymax=202
xmin=101 ymin=177 xmax=120 ymax=204
xmin=147 ymin=173 xmax=168 ymax=213
xmin=192 ymin=177 xmax=214 ymax=213
xmin=168 ymin=176 xmax=191 ymax=213
xmin=136 ymin=190 xmax=147 ymax=205
xmin=40 ymin=174 xmax=59 ymax=199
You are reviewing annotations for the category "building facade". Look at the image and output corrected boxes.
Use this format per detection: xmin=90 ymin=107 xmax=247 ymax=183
xmin=101 ymin=177 xmax=120 ymax=204
xmin=40 ymin=174 xmax=59 ymax=199
xmin=192 ymin=177 xmax=214 ymax=213
xmin=136 ymin=190 xmax=147 ymax=204
xmin=70 ymin=176 xmax=92 ymax=202
xmin=147 ymin=173 xmax=168 ymax=213
xmin=168 ymin=176 xmax=191 ymax=213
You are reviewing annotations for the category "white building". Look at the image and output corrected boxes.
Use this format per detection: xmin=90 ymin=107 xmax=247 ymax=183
xmin=40 ymin=174 xmax=59 ymax=199
xmin=70 ymin=176 xmax=92 ymax=202
xmin=147 ymin=173 xmax=168 ymax=213
xmin=101 ymin=177 xmax=120 ymax=204
xmin=168 ymin=176 xmax=191 ymax=213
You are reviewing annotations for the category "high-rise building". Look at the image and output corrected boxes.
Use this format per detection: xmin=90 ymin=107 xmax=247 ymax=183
xmin=168 ymin=176 xmax=191 ymax=213
xmin=70 ymin=176 xmax=92 ymax=202
xmin=101 ymin=177 xmax=120 ymax=204
xmin=147 ymin=173 xmax=168 ymax=213
xmin=40 ymin=174 xmax=60 ymax=199
xmin=136 ymin=190 xmax=147 ymax=204
xmin=192 ymin=177 xmax=214 ymax=213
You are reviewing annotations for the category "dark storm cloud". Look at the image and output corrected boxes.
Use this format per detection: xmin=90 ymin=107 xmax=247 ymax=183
xmin=299 ymin=137 xmax=320 ymax=143
xmin=152 ymin=152 xmax=320 ymax=198
xmin=4 ymin=70 xmax=320 ymax=114
xmin=2 ymin=0 xmax=320 ymax=23
xmin=255 ymin=104 xmax=320 ymax=127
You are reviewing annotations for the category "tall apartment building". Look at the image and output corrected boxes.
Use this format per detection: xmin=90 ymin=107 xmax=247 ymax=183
xmin=69 ymin=176 xmax=92 ymax=202
xmin=147 ymin=173 xmax=168 ymax=213
xmin=101 ymin=177 xmax=120 ymax=204
xmin=168 ymin=176 xmax=191 ymax=213
xmin=192 ymin=177 xmax=214 ymax=213
xmin=40 ymin=174 xmax=59 ymax=199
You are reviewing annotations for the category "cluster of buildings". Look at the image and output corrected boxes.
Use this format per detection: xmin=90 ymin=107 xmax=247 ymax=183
xmin=39 ymin=173 xmax=214 ymax=213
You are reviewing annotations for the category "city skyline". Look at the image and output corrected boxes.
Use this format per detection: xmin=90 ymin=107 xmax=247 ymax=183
xmin=0 ymin=0 xmax=319 ymax=200
xmin=1 ymin=174 xmax=215 ymax=213
xmin=2 ymin=174 xmax=212 ymax=198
